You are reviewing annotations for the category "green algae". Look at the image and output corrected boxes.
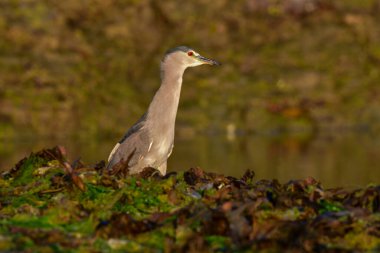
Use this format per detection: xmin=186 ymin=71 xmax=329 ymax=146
xmin=11 ymin=155 xmax=47 ymax=187
xmin=318 ymin=199 xmax=345 ymax=214
xmin=1 ymin=147 xmax=380 ymax=252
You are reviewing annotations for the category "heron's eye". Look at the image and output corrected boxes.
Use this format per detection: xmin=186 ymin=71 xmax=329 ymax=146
xmin=187 ymin=51 xmax=194 ymax=56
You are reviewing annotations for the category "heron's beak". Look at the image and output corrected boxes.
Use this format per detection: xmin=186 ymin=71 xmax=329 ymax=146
xmin=197 ymin=55 xmax=221 ymax=66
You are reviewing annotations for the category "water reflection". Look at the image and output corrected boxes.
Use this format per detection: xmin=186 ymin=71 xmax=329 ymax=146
xmin=0 ymin=134 xmax=379 ymax=188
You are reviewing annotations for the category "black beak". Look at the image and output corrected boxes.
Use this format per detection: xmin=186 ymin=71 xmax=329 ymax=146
xmin=197 ymin=55 xmax=221 ymax=66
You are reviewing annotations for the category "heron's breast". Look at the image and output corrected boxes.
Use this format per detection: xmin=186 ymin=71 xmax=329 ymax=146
xmin=155 ymin=138 xmax=171 ymax=156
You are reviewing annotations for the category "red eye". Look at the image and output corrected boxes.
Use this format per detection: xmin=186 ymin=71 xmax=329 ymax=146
xmin=187 ymin=51 xmax=194 ymax=56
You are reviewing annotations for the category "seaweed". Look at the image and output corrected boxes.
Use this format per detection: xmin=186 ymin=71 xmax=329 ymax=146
xmin=1 ymin=147 xmax=380 ymax=252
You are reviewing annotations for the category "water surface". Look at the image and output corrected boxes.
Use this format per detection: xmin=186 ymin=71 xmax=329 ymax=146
xmin=1 ymin=133 xmax=379 ymax=188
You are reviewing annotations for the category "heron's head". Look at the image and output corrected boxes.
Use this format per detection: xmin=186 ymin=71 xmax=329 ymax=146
xmin=163 ymin=46 xmax=221 ymax=69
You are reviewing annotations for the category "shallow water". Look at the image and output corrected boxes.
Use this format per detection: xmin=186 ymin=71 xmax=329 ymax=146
xmin=1 ymin=133 xmax=379 ymax=188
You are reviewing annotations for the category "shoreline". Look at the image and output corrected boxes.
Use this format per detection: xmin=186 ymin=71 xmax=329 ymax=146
xmin=1 ymin=146 xmax=379 ymax=252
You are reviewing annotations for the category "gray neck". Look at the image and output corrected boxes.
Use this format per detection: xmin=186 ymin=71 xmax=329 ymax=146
xmin=146 ymin=60 xmax=186 ymax=134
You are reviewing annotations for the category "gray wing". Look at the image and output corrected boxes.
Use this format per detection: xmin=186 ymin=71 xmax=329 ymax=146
xmin=107 ymin=113 xmax=151 ymax=170
xmin=119 ymin=113 xmax=147 ymax=144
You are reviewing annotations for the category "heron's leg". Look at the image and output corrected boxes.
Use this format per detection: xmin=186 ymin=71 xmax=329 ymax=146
xmin=157 ymin=161 xmax=167 ymax=176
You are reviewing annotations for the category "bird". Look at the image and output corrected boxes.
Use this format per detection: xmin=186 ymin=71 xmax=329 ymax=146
xmin=106 ymin=46 xmax=220 ymax=176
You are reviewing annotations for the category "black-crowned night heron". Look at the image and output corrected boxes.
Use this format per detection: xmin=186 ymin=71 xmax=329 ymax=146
xmin=107 ymin=46 xmax=220 ymax=175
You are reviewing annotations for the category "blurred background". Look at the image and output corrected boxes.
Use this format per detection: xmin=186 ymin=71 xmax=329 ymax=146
xmin=0 ymin=0 xmax=379 ymax=187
